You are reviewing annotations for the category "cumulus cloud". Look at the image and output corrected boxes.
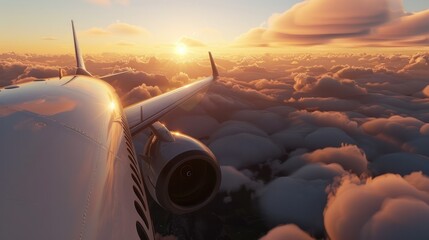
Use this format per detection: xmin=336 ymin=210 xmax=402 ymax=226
xmin=257 ymin=177 xmax=328 ymax=236
xmin=121 ymin=83 xmax=161 ymax=106
xmin=361 ymin=115 xmax=425 ymax=150
xmin=163 ymin=115 xmax=219 ymax=139
xmin=288 ymin=110 xmax=359 ymax=133
xmin=293 ymin=74 xmax=367 ymax=98
xmin=209 ymin=133 xmax=283 ymax=169
xmin=0 ymin=61 xmax=27 ymax=86
xmin=290 ymin=163 xmax=347 ymax=181
xmin=335 ymin=66 xmax=374 ymax=79
xmin=304 ymin=127 xmax=356 ymax=150
xmin=213 ymin=78 xmax=276 ymax=105
xmin=230 ymin=110 xmax=286 ymax=134
xmin=370 ymin=153 xmax=429 ymax=176
xmin=106 ymin=71 xmax=169 ymax=97
xmin=325 ymin=173 xmax=429 ymax=240
xmin=399 ymin=52 xmax=429 ymax=78
xmin=209 ymin=121 xmax=268 ymax=142
xmin=287 ymin=97 xmax=360 ymax=112
xmin=169 ymin=72 xmax=192 ymax=88
xmin=220 ymin=166 xmax=261 ymax=193
xmin=280 ymin=145 xmax=368 ymax=176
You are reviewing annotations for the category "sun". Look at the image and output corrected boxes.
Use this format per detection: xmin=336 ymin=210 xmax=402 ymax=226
xmin=176 ymin=43 xmax=188 ymax=56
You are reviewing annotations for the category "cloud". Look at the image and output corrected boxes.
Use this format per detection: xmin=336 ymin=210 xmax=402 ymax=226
xmin=399 ymin=52 xmax=429 ymax=78
xmin=169 ymin=72 xmax=191 ymax=88
xmin=370 ymin=153 xmax=429 ymax=176
xmin=209 ymin=133 xmax=283 ymax=169
xmin=18 ymin=66 xmax=58 ymax=79
xmin=257 ymin=177 xmax=328 ymax=236
xmin=270 ymin=128 xmax=307 ymax=151
xmin=352 ymin=10 xmax=429 ymax=46
xmin=85 ymin=27 xmax=110 ymax=35
xmin=209 ymin=120 xmax=268 ymax=142
xmin=0 ymin=61 xmax=27 ymax=87
xmin=4 ymin=52 xmax=429 ymax=239
xmin=290 ymin=163 xmax=347 ymax=181
xmin=108 ymin=22 xmax=148 ymax=35
xmin=230 ymin=110 xmax=286 ymax=134
xmin=293 ymin=74 xmax=367 ymax=98
xmin=280 ymin=145 xmax=368 ymax=176
xmin=289 ymin=110 xmax=359 ymax=133
xmin=220 ymin=166 xmax=261 ymax=193
xmin=304 ymin=127 xmax=356 ymax=150
xmin=106 ymin=71 xmax=169 ymax=97
xmin=361 ymin=115 xmax=425 ymax=149
xmin=212 ymin=79 xmax=276 ymax=105
xmin=235 ymin=28 xmax=270 ymax=47
xmin=261 ymin=224 xmax=315 ymax=240
xmin=85 ymin=22 xmax=150 ymax=36
xmin=178 ymin=37 xmax=206 ymax=47
xmin=121 ymin=83 xmax=161 ymax=106
xmin=41 ymin=37 xmax=57 ymax=41
xmin=325 ymin=173 xmax=429 ymax=240
xmin=235 ymin=0 xmax=429 ymax=47
xmin=287 ymin=97 xmax=360 ymax=112
xmin=163 ymin=115 xmax=219 ymax=140
xmin=335 ymin=66 xmax=374 ymax=79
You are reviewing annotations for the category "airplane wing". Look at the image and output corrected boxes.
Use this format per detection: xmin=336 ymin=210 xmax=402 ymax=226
xmin=125 ymin=52 xmax=219 ymax=135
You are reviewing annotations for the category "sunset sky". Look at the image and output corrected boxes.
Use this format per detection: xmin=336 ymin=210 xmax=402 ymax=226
xmin=1 ymin=0 xmax=429 ymax=55
xmin=2 ymin=2 xmax=429 ymax=240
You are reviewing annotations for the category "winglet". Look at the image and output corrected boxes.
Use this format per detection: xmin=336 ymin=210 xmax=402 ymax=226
xmin=71 ymin=20 xmax=92 ymax=76
xmin=209 ymin=52 xmax=219 ymax=78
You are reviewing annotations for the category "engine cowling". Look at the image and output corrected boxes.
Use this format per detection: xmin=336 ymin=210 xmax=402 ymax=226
xmin=141 ymin=132 xmax=221 ymax=215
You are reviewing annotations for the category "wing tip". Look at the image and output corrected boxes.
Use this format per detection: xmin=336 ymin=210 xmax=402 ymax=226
xmin=71 ymin=20 xmax=92 ymax=76
xmin=208 ymin=51 xmax=219 ymax=78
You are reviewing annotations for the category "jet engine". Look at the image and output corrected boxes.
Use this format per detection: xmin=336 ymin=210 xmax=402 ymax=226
xmin=141 ymin=124 xmax=221 ymax=215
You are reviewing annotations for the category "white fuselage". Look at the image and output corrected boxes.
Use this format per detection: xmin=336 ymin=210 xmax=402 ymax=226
xmin=0 ymin=76 xmax=154 ymax=240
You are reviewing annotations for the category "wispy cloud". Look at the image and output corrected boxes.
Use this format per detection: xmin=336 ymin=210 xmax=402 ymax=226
xmin=178 ymin=37 xmax=206 ymax=47
xmin=107 ymin=22 xmax=148 ymax=36
xmin=84 ymin=22 xmax=150 ymax=36
xmin=41 ymin=37 xmax=58 ymax=41
xmin=85 ymin=27 xmax=110 ymax=35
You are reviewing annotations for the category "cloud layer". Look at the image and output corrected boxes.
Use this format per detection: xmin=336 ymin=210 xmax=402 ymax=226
xmin=2 ymin=50 xmax=429 ymax=239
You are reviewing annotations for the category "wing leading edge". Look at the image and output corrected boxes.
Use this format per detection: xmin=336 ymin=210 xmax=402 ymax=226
xmin=125 ymin=52 xmax=219 ymax=135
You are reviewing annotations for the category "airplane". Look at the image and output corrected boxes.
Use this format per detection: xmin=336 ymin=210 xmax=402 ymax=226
xmin=0 ymin=21 xmax=221 ymax=240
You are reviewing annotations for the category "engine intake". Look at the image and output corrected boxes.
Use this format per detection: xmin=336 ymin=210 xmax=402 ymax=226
xmin=141 ymin=132 xmax=220 ymax=214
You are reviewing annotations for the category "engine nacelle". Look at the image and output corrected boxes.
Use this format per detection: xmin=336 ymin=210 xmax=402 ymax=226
xmin=141 ymin=132 xmax=221 ymax=215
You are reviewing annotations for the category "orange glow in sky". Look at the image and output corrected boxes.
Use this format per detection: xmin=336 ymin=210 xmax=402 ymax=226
xmin=0 ymin=0 xmax=428 ymax=55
